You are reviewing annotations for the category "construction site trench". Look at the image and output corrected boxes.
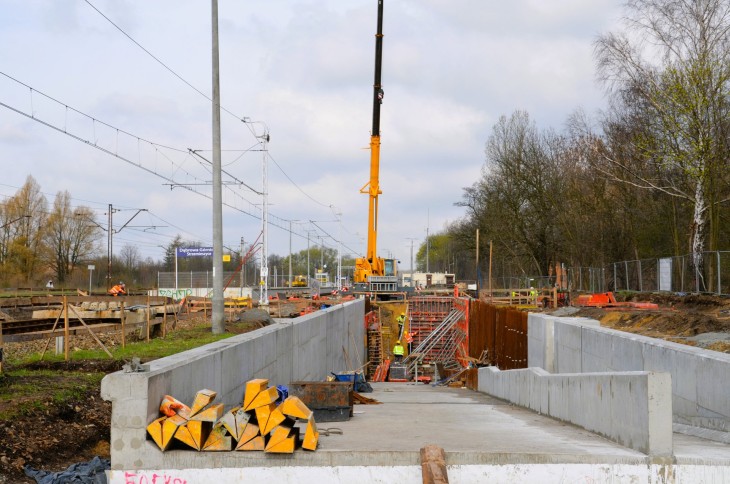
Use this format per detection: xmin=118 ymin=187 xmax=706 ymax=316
xmin=0 ymin=292 xmax=729 ymax=482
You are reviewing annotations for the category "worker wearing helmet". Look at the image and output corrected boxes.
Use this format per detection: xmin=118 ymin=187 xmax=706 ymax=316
xmin=393 ymin=340 xmax=405 ymax=362
xmin=108 ymin=281 xmax=126 ymax=296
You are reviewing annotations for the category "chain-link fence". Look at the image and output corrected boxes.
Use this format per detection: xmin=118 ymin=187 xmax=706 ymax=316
xmin=608 ymin=251 xmax=730 ymax=294
xmin=503 ymin=251 xmax=730 ymax=295
xmin=157 ymin=271 xmax=305 ymax=291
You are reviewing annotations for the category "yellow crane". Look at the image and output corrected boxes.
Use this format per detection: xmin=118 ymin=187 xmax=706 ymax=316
xmin=354 ymin=0 xmax=397 ymax=285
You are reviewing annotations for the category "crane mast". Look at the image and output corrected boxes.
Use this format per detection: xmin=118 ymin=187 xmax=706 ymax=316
xmin=355 ymin=0 xmax=396 ymax=285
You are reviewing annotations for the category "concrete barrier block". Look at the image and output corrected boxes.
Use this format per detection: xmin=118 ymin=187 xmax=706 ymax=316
xmin=252 ymin=330 xmax=277 ymax=368
xmin=527 ymin=313 xmax=548 ymax=369
xmin=695 ymin=358 xmax=730 ymax=432
xmin=610 ymin=332 xmax=645 ymax=371
xmin=581 ymin=329 xmax=612 ymax=372
xmin=647 ymin=372 xmax=673 ymax=455
xmin=668 ymin=348 xmax=698 ymax=407
xmin=578 ymin=376 xmax=610 ymax=434
xmin=546 ymin=377 xmax=567 ymax=422
xmin=530 ymin=368 xmax=550 ymax=414
xmin=612 ymin=374 xmax=648 ymax=450
xmin=276 ymin=324 xmax=294 ymax=358
xmin=111 ymin=398 xmax=150 ymax=428
xmin=478 ymin=366 xmax=501 ymax=398
xmin=554 ymin=322 xmax=582 ymax=373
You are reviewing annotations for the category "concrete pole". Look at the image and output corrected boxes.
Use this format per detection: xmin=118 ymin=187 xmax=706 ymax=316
xmin=259 ymin=133 xmax=269 ymax=305
xmin=240 ymin=237 xmax=244 ymax=297
xmin=211 ymin=0 xmax=225 ymax=333
xmin=337 ymin=215 xmax=342 ymax=290
xmin=289 ymin=221 xmax=292 ymax=288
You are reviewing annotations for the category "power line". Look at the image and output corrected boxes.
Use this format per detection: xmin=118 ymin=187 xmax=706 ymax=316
xmin=83 ymin=1 xmax=337 ymax=217
xmin=83 ymin=0 xmax=240 ymax=123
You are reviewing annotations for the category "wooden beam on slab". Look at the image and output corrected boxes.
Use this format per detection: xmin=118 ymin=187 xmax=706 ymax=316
xmin=420 ymin=445 xmax=449 ymax=484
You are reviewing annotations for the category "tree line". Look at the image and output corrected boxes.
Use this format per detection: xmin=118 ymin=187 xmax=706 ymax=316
xmin=416 ymin=0 xmax=730 ymax=290
xmin=0 ymin=176 xmax=354 ymax=290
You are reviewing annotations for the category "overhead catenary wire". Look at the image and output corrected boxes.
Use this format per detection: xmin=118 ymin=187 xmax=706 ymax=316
xmin=0 ymin=73 xmax=328 ymax=241
xmin=84 ymin=0 xmax=335 ymax=212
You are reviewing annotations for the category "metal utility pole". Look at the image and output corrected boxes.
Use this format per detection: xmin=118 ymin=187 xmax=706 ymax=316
xmin=107 ymin=204 xmax=114 ymax=289
xmin=489 ymin=240 xmax=493 ymax=299
xmin=105 ymin=204 xmax=146 ymax=289
xmin=240 ymin=237 xmax=245 ymax=297
xmin=426 ymin=229 xmax=430 ymax=273
xmin=307 ymin=230 xmax=311 ymax=283
xmin=425 ymin=208 xmax=430 ymax=273
xmin=406 ymin=237 xmax=417 ymax=286
xmin=211 ymin=0 xmax=225 ymax=334
xmin=476 ymin=229 xmax=479 ymax=297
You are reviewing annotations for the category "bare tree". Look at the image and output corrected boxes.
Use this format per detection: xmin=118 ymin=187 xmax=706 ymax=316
xmin=45 ymin=191 xmax=102 ymax=283
xmin=458 ymin=111 xmax=568 ymax=276
xmin=2 ymin=176 xmax=47 ymax=283
xmin=594 ymin=0 xmax=730 ymax=289
xmin=119 ymin=244 xmax=141 ymax=274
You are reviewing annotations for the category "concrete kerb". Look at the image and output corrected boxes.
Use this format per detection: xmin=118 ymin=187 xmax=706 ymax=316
xmin=101 ymin=298 xmax=366 ymax=471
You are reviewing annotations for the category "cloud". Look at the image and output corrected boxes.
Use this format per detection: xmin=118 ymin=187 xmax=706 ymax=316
xmin=0 ymin=0 xmax=627 ymax=265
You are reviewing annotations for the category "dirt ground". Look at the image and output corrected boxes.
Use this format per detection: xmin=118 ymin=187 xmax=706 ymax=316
xmin=566 ymin=292 xmax=730 ymax=353
xmin=2 ymin=293 xmax=729 ymax=482
xmin=0 ymin=312 xmax=268 ymax=483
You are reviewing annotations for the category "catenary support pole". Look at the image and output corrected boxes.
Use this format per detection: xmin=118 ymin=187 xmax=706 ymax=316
xmin=210 ymin=0 xmax=225 ymax=333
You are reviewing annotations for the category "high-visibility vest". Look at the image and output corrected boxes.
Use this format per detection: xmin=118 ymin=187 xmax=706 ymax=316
xmin=393 ymin=344 xmax=404 ymax=356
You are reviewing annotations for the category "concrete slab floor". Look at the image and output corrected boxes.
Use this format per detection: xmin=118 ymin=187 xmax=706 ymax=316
xmin=154 ymin=382 xmax=730 ymax=470
xmin=311 ymin=382 xmax=730 ymax=466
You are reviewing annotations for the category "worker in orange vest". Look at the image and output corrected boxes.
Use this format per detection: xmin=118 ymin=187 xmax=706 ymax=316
xmin=108 ymin=282 xmax=126 ymax=296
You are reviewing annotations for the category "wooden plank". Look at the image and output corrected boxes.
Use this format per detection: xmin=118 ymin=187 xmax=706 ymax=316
xmin=420 ymin=445 xmax=449 ymax=484
xmin=67 ymin=305 xmax=113 ymax=358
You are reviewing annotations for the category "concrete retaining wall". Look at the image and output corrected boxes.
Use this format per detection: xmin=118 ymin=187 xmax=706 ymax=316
xmin=101 ymin=298 xmax=365 ymax=471
xmin=478 ymin=366 xmax=673 ymax=455
xmin=528 ymin=313 xmax=730 ymax=434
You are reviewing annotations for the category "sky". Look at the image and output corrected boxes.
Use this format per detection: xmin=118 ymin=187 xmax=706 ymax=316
xmin=0 ymin=0 xmax=624 ymax=273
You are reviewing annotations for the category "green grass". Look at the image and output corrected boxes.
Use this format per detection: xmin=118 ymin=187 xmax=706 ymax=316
xmin=10 ymin=321 xmax=235 ymax=365
xmin=0 ymin=320 xmax=245 ymax=422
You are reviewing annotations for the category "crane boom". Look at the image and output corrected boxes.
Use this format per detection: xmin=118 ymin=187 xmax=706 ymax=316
xmin=355 ymin=0 xmax=396 ymax=285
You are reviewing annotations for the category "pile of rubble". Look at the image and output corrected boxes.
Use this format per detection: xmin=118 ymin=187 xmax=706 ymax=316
xmin=146 ymin=378 xmax=318 ymax=454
